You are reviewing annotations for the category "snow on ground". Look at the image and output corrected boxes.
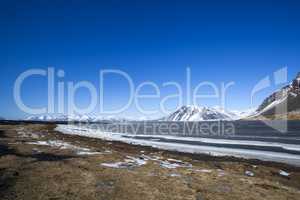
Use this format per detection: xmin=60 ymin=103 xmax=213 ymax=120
xmin=190 ymin=169 xmax=213 ymax=173
xmin=217 ymin=169 xmax=227 ymax=177
xmin=101 ymin=162 xmax=129 ymax=169
xmin=279 ymin=170 xmax=290 ymax=177
xmin=161 ymin=158 xmax=192 ymax=169
xmin=159 ymin=160 xmax=192 ymax=169
xmin=55 ymin=124 xmax=300 ymax=166
xmin=169 ymin=173 xmax=181 ymax=177
xmin=245 ymin=170 xmax=255 ymax=177
xmin=101 ymin=154 xmax=192 ymax=170
xmin=27 ymin=140 xmax=108 ymax=156
xmin=101 ymin=156 xmax=147 ymax=169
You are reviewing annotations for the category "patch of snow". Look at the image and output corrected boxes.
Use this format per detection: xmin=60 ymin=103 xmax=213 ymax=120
xmin=101 ymin=153 xmax=192 ymax=170
xmin=101 ymin=162 xmax=127 ymax=169
xmin=140 ymin=154 xmax=162 ymax=161
xmin=160 ymin=160 xmax=192 ymax=169
xmin=160 ymin=161 xmax=183 ymax=169
xmin=169 ymin=173 xmax=181 ymax=177
xmin=189 ymin=168 xmax=213 ymax=173
xmin=279 ymin=170 xmax=290 ymax=177
xmin=125 ymin=156 xmax=147 ymax=166
xmin=32 ymin=148 xmax=42 ymax=153
xmin=167 ymin=158 xmax=184 ymax=163
xmin=77 ymin=151 xmax=102 ymax=155
xmin=104 ymin=150 xmax=112 ymax=154
xmin=27 ymin=140 xmax=103 ymax=156
xmin=101 ymin=156 xmax=147 ymax=169
xmin=245 ymin=170 xmax=255 ymax=177
xmin=195 ymin=169 xmax=213 ymax=173
xmin=217 ymin=169 xmax=227 ymax=177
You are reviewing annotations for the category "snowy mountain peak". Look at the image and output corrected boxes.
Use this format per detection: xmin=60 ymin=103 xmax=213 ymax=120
xmin=165 ymin=105 xmax=239 ymax=121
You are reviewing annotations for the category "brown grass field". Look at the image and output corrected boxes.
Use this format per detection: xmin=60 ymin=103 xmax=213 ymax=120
xmin=0 ymin=123 xmax=299 ymax=200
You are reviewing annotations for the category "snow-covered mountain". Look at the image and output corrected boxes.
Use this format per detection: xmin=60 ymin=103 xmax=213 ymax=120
xmin=26 ymin=114 xmax=86 ymax=122
xmin=164 ymin=105 xmax=244 ymax=121
xmin=254 ymin=72 xmax=300 ymax=118
xmin=25 ymin=114 xmax=127 ymax=122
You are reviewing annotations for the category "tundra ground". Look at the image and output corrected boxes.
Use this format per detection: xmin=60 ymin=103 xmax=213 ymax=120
xmin=0 ymin=123 xmax=299 ymax=200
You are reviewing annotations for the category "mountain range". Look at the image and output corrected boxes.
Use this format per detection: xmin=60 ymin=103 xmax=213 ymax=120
xmin=25 ymin=106 xmax=253 ymax=122
xmin=25 ymin=115 xmax=128 ymax=122
xmin=25 ymin=72 xmax=300 ymax=122
xmin=164 ymin=105 xmax=250 ymax=121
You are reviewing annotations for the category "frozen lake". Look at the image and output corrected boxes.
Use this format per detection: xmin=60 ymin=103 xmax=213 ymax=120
xmin=56 ymin=120 xmax=300 ymax=166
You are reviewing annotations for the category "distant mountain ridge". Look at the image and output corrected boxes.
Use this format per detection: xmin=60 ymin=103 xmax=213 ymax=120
xmin=25 ymin=114 xmax=128 ymax=122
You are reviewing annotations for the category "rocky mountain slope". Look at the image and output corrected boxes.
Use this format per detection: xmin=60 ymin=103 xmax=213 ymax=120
xmin=254 ymin=72 xmax=300 ymax=119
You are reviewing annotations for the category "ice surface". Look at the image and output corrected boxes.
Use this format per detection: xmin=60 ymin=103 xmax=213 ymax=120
xmin=55 ymin=125 xmax=300 ymax=166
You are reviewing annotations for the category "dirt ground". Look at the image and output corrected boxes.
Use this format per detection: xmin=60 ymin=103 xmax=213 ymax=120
xmin=0 ymin=123 xmax=299 ymax=200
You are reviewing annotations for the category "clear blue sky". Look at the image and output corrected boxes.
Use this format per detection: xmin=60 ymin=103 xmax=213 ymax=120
xmin=0 ymin=0 xmax=300 ymax=119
